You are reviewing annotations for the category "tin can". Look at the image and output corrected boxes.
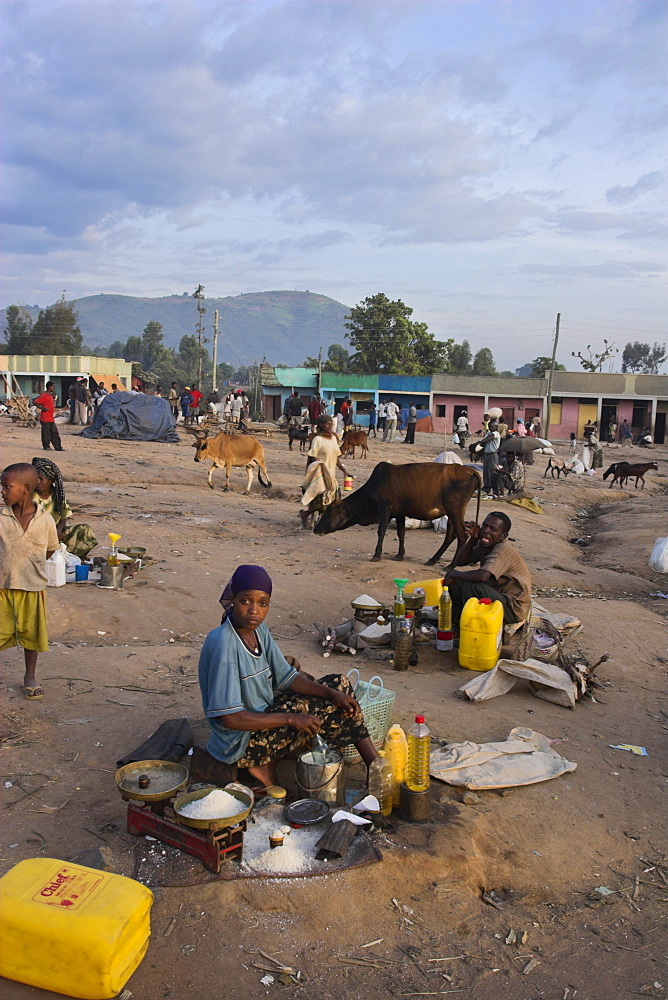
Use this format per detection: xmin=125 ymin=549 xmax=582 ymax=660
xmin=343 ymin=476 xmax=354 ymax=492
xmin=436 ymin=629 xmax=453 ymax=651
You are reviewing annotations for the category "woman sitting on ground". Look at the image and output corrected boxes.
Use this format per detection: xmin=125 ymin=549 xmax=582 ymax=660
xmin=31 ymin=457 xmax=97 ymax=559
xmin=198 ymin=565 xmax=377 ymax=788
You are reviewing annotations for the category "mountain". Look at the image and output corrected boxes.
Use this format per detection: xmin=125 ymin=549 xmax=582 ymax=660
xmin=1 ymin=290 xmax=351 ymax=367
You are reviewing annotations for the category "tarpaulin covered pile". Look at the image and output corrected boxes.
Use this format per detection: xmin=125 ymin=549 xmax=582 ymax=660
xmin=81 ymin=392 xmax=179 ymax=442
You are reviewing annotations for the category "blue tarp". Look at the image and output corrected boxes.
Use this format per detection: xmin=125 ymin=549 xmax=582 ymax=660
xmin=80 ymin=392 xmax=179 ymax=443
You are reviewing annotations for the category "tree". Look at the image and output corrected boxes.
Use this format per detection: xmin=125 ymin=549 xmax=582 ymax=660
xmin=216 ymin=362 xmax=235 ymax=383
xmin=192 ymin=284 xmax=207 ymax=387
xmin=178 ymin=335 xmax=207 ymax=384
xmin=448 ymin=340 xmax=473 ymax=375
xmin=233 ymin=365 xmax=249 ymax=384
xmin=529 ymin=356 xmax=566 ymax=378
xmin=472 ymin=348 xmax=497 ymax=376
xmin=571 ymin=340 xmax=618 ymax=372
xmin=3 ymin=305 xmax=33 ymax=351
xmin=108 ymin=340 xmax=126 ymax=359
xmin=141 ymin=321 xmax=164 ymax=371
xmin=123 ymin=336 xmax=143 ymax=362
xmin=324 ymin=344 xmax=350 ymax=373
xmin=4 ymin=295 xmax=83 ymax=355
xmin=344 ymin=293 xmax=447 ymax=375
xmin=621 ymin=341 xmax=667 ymax=374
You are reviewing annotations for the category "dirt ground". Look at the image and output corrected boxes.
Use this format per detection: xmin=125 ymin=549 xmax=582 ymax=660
xmin=1 ymin=418 xmax=667 ymax=1000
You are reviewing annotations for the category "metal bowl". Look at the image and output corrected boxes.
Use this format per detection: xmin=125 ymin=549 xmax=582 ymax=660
xmin=115 ymin=760 xmax=189 ymax=802
xmin=118 ymin=546 xmax=147 ymax=558
xmin=173 ymin=786 xmax=253 ymax=830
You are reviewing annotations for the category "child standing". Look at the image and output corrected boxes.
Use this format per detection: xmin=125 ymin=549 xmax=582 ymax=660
xmin=0 ymin=463 xmax=58 ymax=700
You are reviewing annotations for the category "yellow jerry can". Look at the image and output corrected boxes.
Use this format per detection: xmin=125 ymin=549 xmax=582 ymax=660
xmin=403 ymin=578 xmax=443 ymax=607
xmin=0 ymin=858 xmax=153 ymax=999
xmin=458 ymin=597 xmax=504 ymax=671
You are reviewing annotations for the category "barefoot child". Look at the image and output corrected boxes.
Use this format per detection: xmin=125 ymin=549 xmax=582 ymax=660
xmin=0 ymin=463 xmax=59 ymax=700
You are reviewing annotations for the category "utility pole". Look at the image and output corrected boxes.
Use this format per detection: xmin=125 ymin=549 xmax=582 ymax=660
xmin=192 ymin=284 xmax=206 ymax=388
xmin=212 ymin=309 xmax=219 ymax=393
xmin=317 ymin=347 xmax=322 ymax=396
xmin=545 ymin=312 xmax=560 ymax=437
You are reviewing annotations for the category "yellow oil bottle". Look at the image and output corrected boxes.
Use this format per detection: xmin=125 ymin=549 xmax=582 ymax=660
xmin=0 ymin=858 xmax=153 ymax=999
xmin=383 ymin=723 xmax=408 ymax=807
xmin=403 ymin=578 xmax=443 ymax=607
xmin=458 ymin=597 xmax=504 ymax=671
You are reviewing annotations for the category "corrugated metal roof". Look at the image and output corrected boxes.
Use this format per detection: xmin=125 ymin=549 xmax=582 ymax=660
xmin=271 ymin=367 xmax=318 ymax=388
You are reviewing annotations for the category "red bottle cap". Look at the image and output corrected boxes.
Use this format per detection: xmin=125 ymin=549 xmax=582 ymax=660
xmin=479 ymin=598 xmax=492 ymax=605
xmin=415 ymin=715 xmax=424 ymax=723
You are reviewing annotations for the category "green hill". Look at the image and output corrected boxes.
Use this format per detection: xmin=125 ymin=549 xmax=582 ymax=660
xmin=1 ymin=290 xmax=351 ymax=367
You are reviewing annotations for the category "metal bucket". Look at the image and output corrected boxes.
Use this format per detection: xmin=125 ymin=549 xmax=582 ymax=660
xmin=295 ymin=750 xmax=345 ymax=805
xmin=98 ymin=564 xmax=124 ymax=590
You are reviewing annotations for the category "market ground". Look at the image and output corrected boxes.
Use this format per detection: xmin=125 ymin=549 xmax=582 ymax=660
xmin=1 ymin=420 xmax=666 ymax=1000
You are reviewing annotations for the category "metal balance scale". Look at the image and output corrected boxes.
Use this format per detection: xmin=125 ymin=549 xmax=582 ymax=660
xmin=115 ymin=761 xmax=252 ymax=874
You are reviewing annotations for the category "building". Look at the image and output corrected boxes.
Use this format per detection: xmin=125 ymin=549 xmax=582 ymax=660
xmin=259 ymin=364 xmax=668 ymax=443
xmin=1 ymin=355 xmax=132 ymax=406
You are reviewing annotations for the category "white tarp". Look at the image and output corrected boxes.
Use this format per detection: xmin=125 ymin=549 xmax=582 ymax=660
xmin=429 ymin=727 xmax=577 ymax=790
xmin=457 ymin=657 xmax=578 ymax=709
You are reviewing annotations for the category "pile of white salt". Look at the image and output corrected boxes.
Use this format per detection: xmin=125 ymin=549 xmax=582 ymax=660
xmin=177 ymin=789 xmax=244 ymax=820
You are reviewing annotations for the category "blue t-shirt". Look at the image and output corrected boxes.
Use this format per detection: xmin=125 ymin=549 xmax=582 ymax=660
xmin=198 ymin=619 xmax=297 ymax=763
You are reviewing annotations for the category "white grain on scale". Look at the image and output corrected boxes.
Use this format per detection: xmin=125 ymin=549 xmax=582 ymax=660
xmin=178 ymin=790 xmax=243 ymax=820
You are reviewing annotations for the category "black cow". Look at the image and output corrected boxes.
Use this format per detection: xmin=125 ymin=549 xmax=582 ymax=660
xmin=313 ymin=461 xmax=482 ymax=563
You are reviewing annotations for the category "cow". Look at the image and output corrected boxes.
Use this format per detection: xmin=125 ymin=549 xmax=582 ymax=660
xmin=188 ymin=429 xmax=272 ymax=493
xmin=341 ymin=430 xmax=369 ymax=460
xmin=314 ymin=461 xmax=482 ymax=564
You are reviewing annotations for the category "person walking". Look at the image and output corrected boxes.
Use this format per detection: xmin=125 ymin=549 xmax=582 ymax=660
xmin=403 ymin=402 xmax=417 ymax=444
xmin=377 ymin=401 xmax=386 ymax=435
xmin=33 ymin=382 xmax=65 ymax=452
xmin=73 ymin=379 xmax=92 ymax=425
xmin=285 ymin=391 xmax=303 ymax=427
xmin=367 ymin=402 xmax=377 ymax=438
xmin=480 ymin=419 xmax=501 ymax=495
xmin=308 ymin=395 xmax=324 ymax=433
xmin=620 ymin=419 xmax=633 ymax=448
xmin=383 ymin=399 xmax=399 ymax=442
xmin=455 ymin=411 xmax=469 ymax=448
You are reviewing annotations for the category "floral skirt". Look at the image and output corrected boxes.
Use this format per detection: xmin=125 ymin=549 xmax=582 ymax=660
xmin=236 ymin=673 xmax=369 ymax=767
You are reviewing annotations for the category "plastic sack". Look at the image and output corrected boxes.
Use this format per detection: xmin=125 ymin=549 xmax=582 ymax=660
xmin=432 ymin=515 xmax=449 ymax=534
xmin=649 ymin=537 xmax=668 ymax=574
xmin=46 ymin=548 xmax=67 ymax=587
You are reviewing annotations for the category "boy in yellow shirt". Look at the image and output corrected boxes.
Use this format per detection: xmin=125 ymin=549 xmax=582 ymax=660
xmin=0 ymin=463 xmax=58 ymax=699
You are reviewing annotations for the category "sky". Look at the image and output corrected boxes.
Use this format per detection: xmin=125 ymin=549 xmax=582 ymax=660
xmin=2 ymin=0 xmax=667 ymax=371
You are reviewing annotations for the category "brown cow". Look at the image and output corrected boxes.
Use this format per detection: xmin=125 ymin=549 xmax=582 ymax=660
xmin=341 ymin=430 xmax=369 ymax=459
xmin=188 ymin=429 xmax=272 ymax=492
xmin=314 ymin=461 xmax=481 ymax=563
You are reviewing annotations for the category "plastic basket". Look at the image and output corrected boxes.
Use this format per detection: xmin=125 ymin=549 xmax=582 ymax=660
xmin=342 ymin=668 xmax=396 ymax=763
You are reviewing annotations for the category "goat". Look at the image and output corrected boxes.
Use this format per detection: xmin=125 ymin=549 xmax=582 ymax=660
xmin=603 ymin=461 xmax=632 ymax=488
xmin=543 ymin=456 xmax=575 ymax=479
xmin=617 ymin=461 xmax=658 ymax=490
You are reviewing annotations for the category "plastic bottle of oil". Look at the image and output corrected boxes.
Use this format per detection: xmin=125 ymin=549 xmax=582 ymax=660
xmin=367 ymin=750 xmax=394 ymax=816
xmin=406 ymin=715 xmax=431 ymax=792
xmin=383 ymin=724 xmax=408 ymax=806
xmin=393 ymin=619 xmax=411 ymax=671
xmin=438 ymin=587 xmax=452 ymax=630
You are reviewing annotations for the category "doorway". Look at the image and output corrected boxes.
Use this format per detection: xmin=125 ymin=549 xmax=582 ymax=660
xmin=600 ymin=402 xmax=618 ymax=442
xmin=655 ymin=412 xmax=666 ymax=445
xmin=453 ymin=404 xmax=469 ymax=432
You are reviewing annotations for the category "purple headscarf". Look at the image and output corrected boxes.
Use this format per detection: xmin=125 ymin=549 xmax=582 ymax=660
xmin=219 ymin=565 xmax=273 ymax=621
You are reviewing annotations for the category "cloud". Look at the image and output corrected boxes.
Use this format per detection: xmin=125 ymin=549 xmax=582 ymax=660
xmin=607 ymin=171 xmax=664 ymax=205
